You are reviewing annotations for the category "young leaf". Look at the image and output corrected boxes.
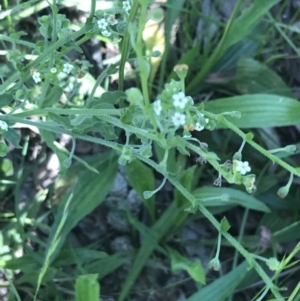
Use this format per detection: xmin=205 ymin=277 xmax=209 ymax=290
xmin=75 ymin=274 xmax=100 ymax=301
xmin=168 ymin=247 xmax=206 ymax=284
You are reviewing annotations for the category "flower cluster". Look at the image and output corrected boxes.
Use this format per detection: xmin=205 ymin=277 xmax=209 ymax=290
xmin=31 ymin=62 xmax=75 ymax=84
xmin=97 ymin=18 xmax=111 ymax=37
xmin=152 ymin=89 xmax=209 ymax=132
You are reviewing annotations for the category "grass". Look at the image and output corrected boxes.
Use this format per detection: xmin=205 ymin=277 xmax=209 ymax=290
xmin=0 ymin=0 xmax=300 ymax=301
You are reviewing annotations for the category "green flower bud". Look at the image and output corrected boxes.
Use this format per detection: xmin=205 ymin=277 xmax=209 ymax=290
xmin=208 ymin=257 xmax=221 ymax=271
xmin=173 ymin=64 xmax=189 ymax=80
xmin=266 ymin=257 xmax=281 ymax=271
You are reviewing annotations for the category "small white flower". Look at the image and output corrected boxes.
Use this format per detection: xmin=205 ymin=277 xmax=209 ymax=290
xmin=172 ymin=92 xmax=189 ymax=109
xmin=153 ymin=99 xmax=162 ymax=116
xmin=0 ymin=120 xmax=8 ymax=131
xmin=32 ymin=71 xmax=41 ymax=83
xmin=107 ymin=14 xmax=118 ymax=26
xmin=50 ymin=67 xmax=57 ymax=74
xmin=235 ymin=160 xmax=251 ymax=175
xmin=63 ymin=63 xmax=73 ymax=74
xmin=171 ymin=112 xmax=186 ymax=127
xmin=97 ymin=18 xmax=108 ymax=30
xmin=123 ymin=0 xmax=131 ymax=13
xmin=195 ymin=122 xmax=204 ymax=131
xmin=101 ymin=29 xmax=111 ymax=37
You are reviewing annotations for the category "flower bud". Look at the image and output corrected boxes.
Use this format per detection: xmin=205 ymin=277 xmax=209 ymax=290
xmin=208 ymin=257 xmax=221 ymax=271
xmin=266 ymin=257 xmax=281 ymax=271
xmin=173 ymin=64 xmax=189 ymax=80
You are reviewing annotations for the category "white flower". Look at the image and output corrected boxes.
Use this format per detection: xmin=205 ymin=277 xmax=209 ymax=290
xmin=153 ymin=99 xmax=162 ymax=116
xmin=171 ymin=112 xmax=186 ymax=127
xmin=101 ymin=29 xmax=111 ymax=37
xmin=50 ymin=67 xmax=57 ymax=74
xmin=107 ymin=14 xmax=118 ymax=26
xmin=97 ymin=18 xmax=108 ymax=30
xmin=32 ymin=71 xmax=41 ymax=83
xmin=195 ymin=122 xmax=204 ymax=131
xmin=0 ymin=120 xmax=8 ymax=131
xmin=123 ymin=0 xmax=131 ymax=13
xmin=235 ymin=161 xmax=251 ymax=175
xmin=63 ymin=63 xmax=73 ymax=74
xmin=172 ymin=92 xmax=189 ymax=109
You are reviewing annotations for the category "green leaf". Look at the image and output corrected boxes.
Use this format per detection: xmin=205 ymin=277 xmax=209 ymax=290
xmin=0 ymin=94 xmax=12 ymax=108
xmin=168 ymin=248 xmax=206 ymax=284
xmin=99 ymin=124 xmax=118 ymax=140
xmin=193 ymin=187 xmax=270 ymax=213
xmin=187 ymin=0 xmax=281 ymax=93
xmin=125 ymin=159 xmax=155 ymax=220
xmin=10 ymin=31 xmax=27 ymax=39
xmin=222 ymin=0 xmax=280 ymax=50
xmin=40 ymin=130 xmax=69 ymax=173
xmin=220 ymin=216 xmax=231 ymax=232
xmin=205 ymin=94 xmax=300 ymax=128
xmin=98 ymin=91 xmax=127 ymax=105
xmin=125 ymin=88 xmax=144 ymax=107
xmin=3 ymin=128 xmax=21 ymax=148
xmin=75 ymin=274 xmax=100 ymax=301
xmin=187 ymin=261 xmax=248 ymax=301
xmin=0 ymin=158 xmax=13 ymax=176
xmin=43 ymin=85 xmax=63 ymax=107
xmin=0 ymin=142 xmax=9 ymax=157
xmin=174 ymin=165 xmax=197 ymax=207
xmin=233 ymin=57 xmax=293 ymax=97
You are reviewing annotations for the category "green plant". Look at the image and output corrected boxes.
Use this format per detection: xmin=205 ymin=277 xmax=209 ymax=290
xmin=0 ymin=0 xmax=300 ymax=300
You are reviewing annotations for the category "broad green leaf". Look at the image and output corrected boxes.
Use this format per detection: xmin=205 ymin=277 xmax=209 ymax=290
xmin=43 ymin=85 xmax=63 ymax=107
xmin=168 ymin=247 xmax=205 ymax=284
xmin=187 ymin=261 xmax=248 ymax=301
xmin=233 ymin=57 xmax=293 ymax=97
xmin=3 ymin=128 xmax=21 ymax=148
xmin=0 ymin=93 xmax=12 ymax=107
xmin=204 ymin=94 xmax=300 ymax=128
xmin=61 ymin=151 xmax=118 ymax=236
xmin=40 ymin=130 xmax=69 ymax=173
xmin=75 ymin=274 xmax=99 ymax=301
xmin=193 ymin=187 xmax=270 ymax=213
xmin=125 ymin=159 xmax=155 ymax=220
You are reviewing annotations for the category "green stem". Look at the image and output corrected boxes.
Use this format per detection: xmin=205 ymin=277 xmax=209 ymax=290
xmin=118 ymin=0 xmax=139 ymax=93
xmin=135 ymin=153 xmax=284 ymax=301
xmin=0 ymin=34 xmax=36 ymax=48
xmin=204 ymin=111 xmax=300 ymax=177
xmin=10 ymin=108 xmax=121 ymax=118
xmin=87 ymin=0 xmax=96 ymax=24
xmin=85 ymin=66 xmax=112 ymax=107
xmin=215 ymin=231 xmax=222 ymax=258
